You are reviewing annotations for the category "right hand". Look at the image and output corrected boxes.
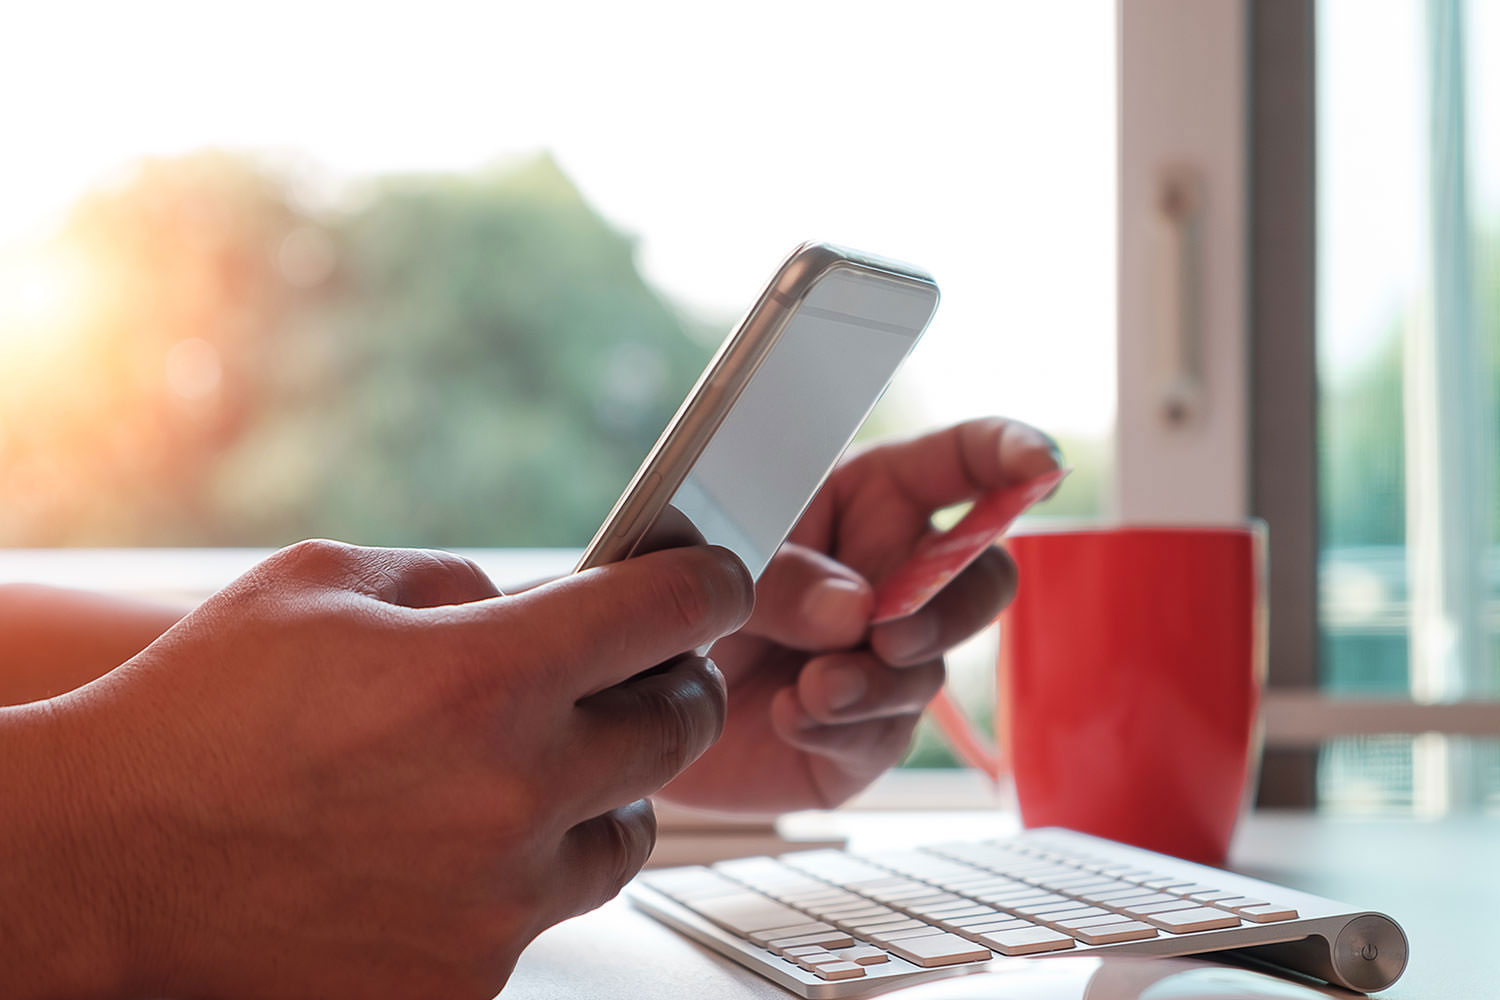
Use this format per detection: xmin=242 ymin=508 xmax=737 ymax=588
xmin=38 ymin=540 xmax=753 ymax=998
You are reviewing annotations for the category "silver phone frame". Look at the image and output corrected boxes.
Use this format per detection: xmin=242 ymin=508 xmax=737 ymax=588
xmin=575 ymin=241 xmax=938 ymax=573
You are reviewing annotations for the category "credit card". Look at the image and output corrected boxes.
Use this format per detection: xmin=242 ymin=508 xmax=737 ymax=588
xmin=870 ymin=468 xmax=1069 ymax=624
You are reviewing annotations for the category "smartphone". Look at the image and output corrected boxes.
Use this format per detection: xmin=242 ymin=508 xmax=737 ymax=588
xmin=577 ymin=242 xmax=939 ymax=580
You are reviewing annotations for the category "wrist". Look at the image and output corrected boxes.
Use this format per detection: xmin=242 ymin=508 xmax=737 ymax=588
xmin=0 ymin=696 xmax=139 ymax=998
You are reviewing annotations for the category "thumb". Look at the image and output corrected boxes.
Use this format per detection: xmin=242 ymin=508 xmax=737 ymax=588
xmin=742 ymin=543 xmax=871 ymax=650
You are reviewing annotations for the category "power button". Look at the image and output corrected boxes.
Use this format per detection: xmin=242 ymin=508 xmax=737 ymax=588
xmin=1334 ymin=913 xmax=1406 ymax=991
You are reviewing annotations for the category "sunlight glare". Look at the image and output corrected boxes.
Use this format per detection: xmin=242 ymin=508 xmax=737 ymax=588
xmin=0 ymin=243 xmax=89 ymax=356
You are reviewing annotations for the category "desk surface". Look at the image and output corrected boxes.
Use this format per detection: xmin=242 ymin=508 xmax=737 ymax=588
xmin=502 ymin=811 xmax=1495 ymax=999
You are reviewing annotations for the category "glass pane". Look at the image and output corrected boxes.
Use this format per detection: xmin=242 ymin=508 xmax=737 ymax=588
xmin=1319 ymin=736 xmax=1500 ymax=816
xmin=1318 ymin=0 xmax=1500 ymax=811
xmin=0 ymin=3 xmax=1115 ymax=550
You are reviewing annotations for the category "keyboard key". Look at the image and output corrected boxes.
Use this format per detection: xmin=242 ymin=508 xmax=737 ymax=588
xmin=1104 ymin=892 xmax=1179 ymax=908
xmin=686 ymin=893 xmax=808 ymax=934
xmin=908 ymin=902 xmax=996 ymax=920
xmin=1046 ymin=870 xmax=1111 ymax=885
xmin=765 ymin=931 xmax=855 ymax=953
xmin=883 ymin=932 xmax=993 ymax=968
xmin=848 ymin=914 xmax=922 ymax=933
xmin=866 ymin=850 xmax=985 ymax=883
xmin=1010 ymin=900 xmax=1091 ymax=918
xmin=1086 ymin=891 xmax=1158 ymax=908
xmin=975 ymin=926 xmax=1078 ymax=956
xmin=940 ymin=874 xmax=1010 ymax=890
xmin=976 ymin=890 xmax=1054 ymax=906
xmin=814 ymin=903 xmax=892 ymax=921
xmin=641 ymin=869 xmax=748 ymax=903
xmin=1001 ymin=893 xmax=1069 ymax=910
xmin=835 ymin=945 xmax=890 ymax=966
xmin=1047 ymin=877 xmax=1126 ymax=894
xmin=813 ymin=961 xmax=867 ymax=981
xmin=1053 ymin=913 xmax=1135 ymax=930
xmin=943 ymin=911 xmax=1014 ymax=928
xmin=1165 ymin=883 xmax=1222 ymax=896
xmin=781 ymin=850 xmax=893 ymax=886
xmin=945 ymin=877 xmax=1024 ymax=895
xmin=782 ymin=945 xmax=831 ymax=958
xmin=790 ymin=950 xmax=845 ymax=970
xmin=748 ymin=922 xmax=834 ymax=947
xmin=1121 ymin=899 xmax=1201 ymax=916
xmin=1187 ymin=890 xmax=1243 ymax=903
xmin=953 ymin=919 xmax=1033 ymax=940
xmin=1211 ymin=897 xmax=1269 ymax=911
xmin=851 ymin=918 xmax=926 ymax=935
xmin=868 ymin=925 xmax=948 ymax=945
xmin=830 ymin=912 xmax=902 ymax=932
xmin=1082 ymin=886 xmax=1161 ymax=902
xmin=1139 ymin=907 xmax=1243 ymax=933
xmin=1140 ymin=877 xmax=1195 ymax=890
xmin=893 ymin=892 xmax=964 ymax=909
xmin=935 ymin=909 xmax=1005 ymax=931
xmin=1068 ymin=920 xmax=1159 ymax=945
xmin=868 ymin=884 xmax=944 ymax=902
xmin=1037 ymin=906 xmax=1110 ymax=923
xmin=783 ymin=890 xmax=862 ymax=908
xmin=1238 ymin=904 xmax=1299 ymax=923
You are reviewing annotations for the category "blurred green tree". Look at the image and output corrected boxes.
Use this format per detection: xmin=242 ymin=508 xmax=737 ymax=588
xmin=0 ymin=153 xmax=715 ymax=548
xmin=1320 ymin=233 xmax=1500 ymax=548
xmin=213 ymin=154 xmax=712 ymax=547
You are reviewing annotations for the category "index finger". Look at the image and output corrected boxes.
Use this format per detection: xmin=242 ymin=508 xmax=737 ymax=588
xmin=872 ymin=417 xmax=1062 ymax=511
xmin=437 ymin=545 xmax=754 ymax=698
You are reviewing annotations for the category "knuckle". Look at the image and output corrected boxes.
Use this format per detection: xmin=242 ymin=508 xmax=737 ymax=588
xmin=596 ymin=804 xmax=656 ymax=902
xmin=652 ymin=558 xmax=714 ymax=634
xmin=271 ymin=537 xmax=358 ymax=578
xmin=397 ymin=549 xmax=470 ymax=603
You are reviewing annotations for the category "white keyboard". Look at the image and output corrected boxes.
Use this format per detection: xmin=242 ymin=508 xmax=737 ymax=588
xmin=630 ymin=828 xmax=1407 ymax=998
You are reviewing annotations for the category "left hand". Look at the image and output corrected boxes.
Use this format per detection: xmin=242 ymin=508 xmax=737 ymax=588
xmin=660 ymin=417 xmax=1063 ymax=813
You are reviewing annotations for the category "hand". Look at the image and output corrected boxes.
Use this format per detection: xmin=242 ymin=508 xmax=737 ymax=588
xmin=6 ymin=540 xmax=752 ymax=999
xmin=660 ymin=417 xmax=1061 ymax=813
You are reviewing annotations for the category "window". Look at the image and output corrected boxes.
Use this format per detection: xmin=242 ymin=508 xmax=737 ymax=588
xmin=0 ymin=2 xmax=1115 ymax=552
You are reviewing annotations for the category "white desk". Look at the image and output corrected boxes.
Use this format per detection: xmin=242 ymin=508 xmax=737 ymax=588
xmin=502 ymin=811 xmax=1495 ymax=999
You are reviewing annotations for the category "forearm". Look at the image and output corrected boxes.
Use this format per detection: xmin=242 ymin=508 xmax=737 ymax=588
xmin=0 ymin=585 xmax=190 ymax=707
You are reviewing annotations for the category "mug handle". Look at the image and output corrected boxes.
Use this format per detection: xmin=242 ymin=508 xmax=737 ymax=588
xmin=929 ymin=686 xmax=1006 ymax=783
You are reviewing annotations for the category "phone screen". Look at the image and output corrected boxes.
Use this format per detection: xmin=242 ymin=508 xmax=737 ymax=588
xmin=652 ymin=267 xmax=937 ymax=577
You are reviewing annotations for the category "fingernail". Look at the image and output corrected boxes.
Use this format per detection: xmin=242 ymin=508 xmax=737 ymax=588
xmin=1028 ymin=430 xmax=1065 ymax=469
xmin=825 ymin=663 xmax=868 ymax=712
xmin=879 ymin=614 xmax=939 ymax=664
xmin=801 ymin=578 xmax=868 ymax=632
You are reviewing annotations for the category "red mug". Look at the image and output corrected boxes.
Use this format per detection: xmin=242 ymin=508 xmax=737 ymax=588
xmin=931 ymin=523 xmax=1267 ymax=865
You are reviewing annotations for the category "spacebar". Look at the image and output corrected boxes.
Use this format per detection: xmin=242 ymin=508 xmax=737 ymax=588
xmin=680 ymin=892 xmax=809 ymax=936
